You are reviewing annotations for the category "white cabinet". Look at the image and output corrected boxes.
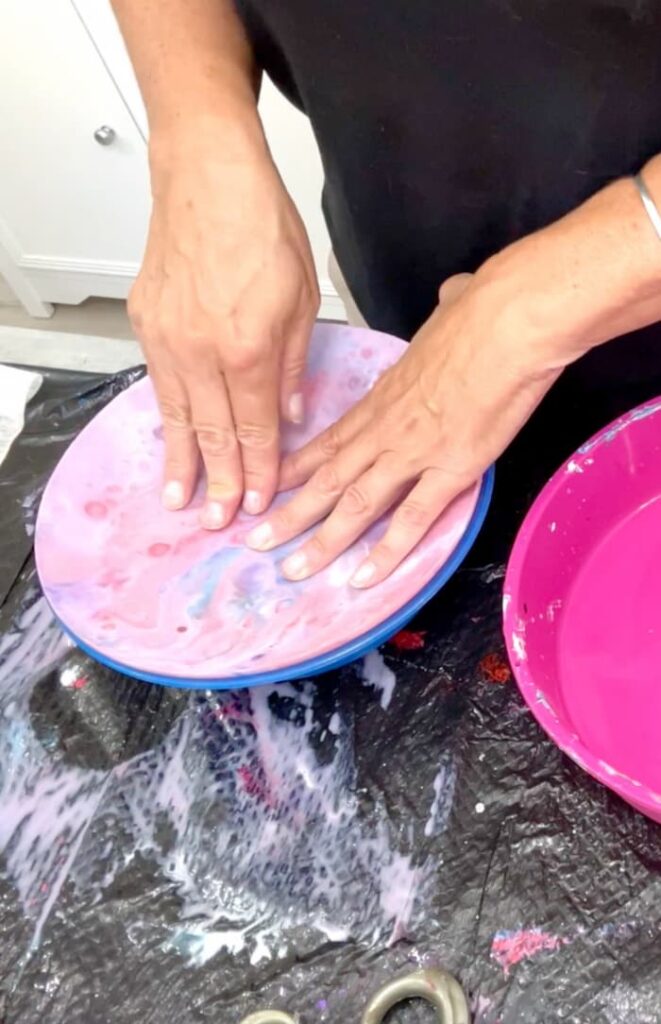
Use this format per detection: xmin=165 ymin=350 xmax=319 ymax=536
xmin=0 ymin=0 xmax=342 ymax=319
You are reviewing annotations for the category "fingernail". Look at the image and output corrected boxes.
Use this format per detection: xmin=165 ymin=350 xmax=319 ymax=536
xmin=243 ymin=490 xmax=263 ymax=515
xmin=288 ymin=392 xmax=304 ymax=425
xmin=162 ymin=480 xmax=185 ymax=510
xmin=201 ymin=501 xmax=226 ymax=530
xmin=246 ymin=522 xmax=274 ymax=550
xmin=282 ymin=551 xmax=309 ymax=579
xmin=350 ymin=561 xmax=376 ymax=588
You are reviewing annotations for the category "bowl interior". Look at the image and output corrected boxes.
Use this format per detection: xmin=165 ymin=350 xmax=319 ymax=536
xmin=505 ymin=400 xmax=661 ymax=817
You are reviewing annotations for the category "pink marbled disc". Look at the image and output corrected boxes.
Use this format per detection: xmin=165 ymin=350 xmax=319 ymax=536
xmin=35 ymin=323 xmax=480 ymax=682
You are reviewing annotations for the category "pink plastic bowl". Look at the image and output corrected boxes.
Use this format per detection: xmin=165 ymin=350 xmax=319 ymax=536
xmin=504 ymin=397 xmax=661 ymax=823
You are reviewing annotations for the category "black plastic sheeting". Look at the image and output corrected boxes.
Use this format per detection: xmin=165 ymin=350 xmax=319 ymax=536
xmin=0 ymin=363 xmax=660 ymax=1024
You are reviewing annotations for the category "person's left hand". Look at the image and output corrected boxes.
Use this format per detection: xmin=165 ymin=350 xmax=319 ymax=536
xmin=246 ymin=272 xmax=561 ymax=587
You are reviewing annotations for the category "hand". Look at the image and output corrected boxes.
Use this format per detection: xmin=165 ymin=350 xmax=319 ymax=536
xmin=246 ymin=273 xmax=561 ymax=586
xmin=129 ymin=120 xmax=319 ymax=528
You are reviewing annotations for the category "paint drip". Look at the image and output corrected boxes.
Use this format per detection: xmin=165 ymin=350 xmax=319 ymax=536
xmin=360 ymin=650 xmax=396 ymax=709
xmin=0 ymin=588 xmax=448 ymax=969
xmin=424 ymin=753 xmax=456 ymax=838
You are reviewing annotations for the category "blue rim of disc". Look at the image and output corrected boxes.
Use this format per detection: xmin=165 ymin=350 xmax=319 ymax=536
xmin=48 ymin=467 xmax=495 ymax=691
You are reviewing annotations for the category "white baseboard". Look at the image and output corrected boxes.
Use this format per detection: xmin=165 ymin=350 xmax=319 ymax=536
xmin=0 ymin=220 xmax=54 ymax=317
xmin=318 ymin=283 xmax=347 ymax=322
xmin=18 ymin=254 xmax=348 ymax=322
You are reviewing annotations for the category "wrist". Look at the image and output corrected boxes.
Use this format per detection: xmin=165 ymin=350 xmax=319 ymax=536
xmin=468 ymin=248 xmax=577 ymax=379
xmin=149 ymin=104 xmax=269 ymax=180
xmin=474 ymin=172 xmax=661 ymax=372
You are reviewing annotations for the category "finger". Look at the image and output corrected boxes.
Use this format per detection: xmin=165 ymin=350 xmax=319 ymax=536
xmin=148 ymin=362 xmax=199 ymax=510
xmin=245 ymin=435 xmax=379 ymax=554
xmin=188 ymin=371 xmax=243 ymax=529
xmin=225 ymin=353 xmax=280 ymax=516
xmin=280 ymin=312 xmax=314 ymax=425
xmin=279 ymin=397 xmax=374 ymax=492
xmin=279 ymin=456 xmax=407 ymax=581
xmin=350 ymin=468 xmax=460 ymax=588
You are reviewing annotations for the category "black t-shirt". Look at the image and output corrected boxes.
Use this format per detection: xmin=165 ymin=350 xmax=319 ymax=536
xmin=236 ymin=1 xmax=661 ymax=393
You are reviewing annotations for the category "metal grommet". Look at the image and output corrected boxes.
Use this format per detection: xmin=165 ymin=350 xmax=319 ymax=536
xmin=361 ymin=969 xmax=470 ymax=1024
xmin=239 ymin=1013 xmax=298 ymax=1024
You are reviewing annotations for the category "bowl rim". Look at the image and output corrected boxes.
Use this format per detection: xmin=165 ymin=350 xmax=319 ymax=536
xmin=503 ymin=396 xmax=661 ymax=818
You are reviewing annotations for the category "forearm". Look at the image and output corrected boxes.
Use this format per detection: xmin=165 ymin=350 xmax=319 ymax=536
xmin=477 ymin=154 xmax=661 ymax=371
xmin=111 ymin=0 xmax=265 ymax=162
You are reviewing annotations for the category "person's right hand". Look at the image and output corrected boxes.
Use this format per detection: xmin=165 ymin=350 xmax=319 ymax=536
xmin=129 ymin=119 xmax=319 ymax=529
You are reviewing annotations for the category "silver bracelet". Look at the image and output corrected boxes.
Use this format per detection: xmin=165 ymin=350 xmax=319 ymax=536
xmin=634 ymin=171 xmax=661 ymax=241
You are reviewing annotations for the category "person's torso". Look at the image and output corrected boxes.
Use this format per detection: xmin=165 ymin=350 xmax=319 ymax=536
xmin=236 ymin=1 xmax=661 ymax=402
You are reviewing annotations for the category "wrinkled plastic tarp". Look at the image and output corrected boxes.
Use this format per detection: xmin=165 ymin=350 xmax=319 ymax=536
xmin=0 ymin=364 xmax=660 ymax=1024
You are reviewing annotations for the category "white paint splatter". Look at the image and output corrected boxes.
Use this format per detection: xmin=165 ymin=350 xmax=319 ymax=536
xmin=360 ymin=650 xmax=396 ymax=709
xmin=250 ymin=932 xmax=272 ymax=965
xmin=535 ymin=690 xmax=557 ymax=718
xmin=60 ymin=664 xmax=83 ymax=688
xmin=424 ymin=754 xmax=456 ymax=838
xmin=379 ymin=852 xmax=421 ymax=945
xmin=472 ymin=994 xmax=495 ymax=1022
xmin=579 ymin=399 xmax=661 ymax=455
xmin=475 ymin=802 xmax=486 ymax=815
xmin=0 ymin=590 xmax=426 ymax=968
xmin=167 ymin=927 xmax=247 ymax=966
xmin=511 ymin=631 xmax=527 ymax=662
xmin=313 ymin=917 xmax=350 ymax=943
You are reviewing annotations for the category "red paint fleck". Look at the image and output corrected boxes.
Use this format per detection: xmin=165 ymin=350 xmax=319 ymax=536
xmin=237 ymin=765 xmax=276 ymax=807
xmin=389 ymin=629 xmax=427 ymax=651
xmin=148 ymin=542 xmax=171 ymax=557
xmin=491 ymin=929 xmax=568 ymax=976
xmin=84 ymin=500 xmax=108 ymax=519
xmin=71 ymin=676 xmax=89 ymax=690
xmin=40 ymin=882 xmax=49 ymax=894
xmin=212 ymin=702 xmax=252 ymax=725
xmin=479 ymin=652 xmax=512 ymax=684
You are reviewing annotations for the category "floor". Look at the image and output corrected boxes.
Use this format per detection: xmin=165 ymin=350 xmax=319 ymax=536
xmin=0 ymin=296 xmax=134 ymax=340
xmin=0 ymin=297 xmax=142 ymax=373
xmin=0 ymin=295 xmax=345 ymax=374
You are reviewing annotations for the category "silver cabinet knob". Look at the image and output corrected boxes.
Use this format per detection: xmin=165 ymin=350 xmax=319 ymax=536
xmin=93 ymin=125 xmax=116 ymax=146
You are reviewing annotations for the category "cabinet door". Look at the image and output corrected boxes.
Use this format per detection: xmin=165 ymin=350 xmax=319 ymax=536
xmin=72 ymin=0 xmax=342 ymax=318
xmin=0 ymin=0 xmax=150 ymax=302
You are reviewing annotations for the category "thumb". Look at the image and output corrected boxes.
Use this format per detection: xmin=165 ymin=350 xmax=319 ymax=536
xmin=438 ymin=272 xmax=474 ymax=308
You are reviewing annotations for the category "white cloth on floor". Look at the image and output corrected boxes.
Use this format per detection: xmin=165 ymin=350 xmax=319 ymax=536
xmin=0 ymin=363 xmax=42 ymax=466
